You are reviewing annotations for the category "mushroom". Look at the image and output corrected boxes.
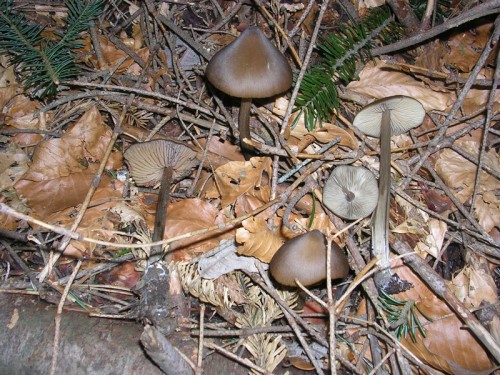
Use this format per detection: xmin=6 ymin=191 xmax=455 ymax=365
xmin=206 ymin=27 xmax=293 ymax=154
xmin=124 ymin=139 xmax=198 ymax=262
xmin=269 ymin=230 xmax=349 ymax=287
xmin=323 ymin=165 xmax=379 ymax=220
xmin=352 ymin=95 xmax=425 ymax=291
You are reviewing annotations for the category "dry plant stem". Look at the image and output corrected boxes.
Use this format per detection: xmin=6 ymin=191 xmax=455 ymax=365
xmin=150 ymin=166 xmax=173 ymax=264
xmin=385 ymin=0 xmax=420 ymax=32
xmin=280 ymin=0 xmax=330 ymax=137
xmin=371 ymin=1 xmax=500 ymax=56
xmin=419 ymin=0 xmax=436 ymax=31
xmin=140 ymin=325 xmax=195 ymax=375
xmin=1 ymin=240 xmax=41 ymax=291
xmin=392 ymin=239 xmax=500 ymax=363
xmin=239 ymin=98 xmax=252 ymax=153
xmin=0 ymin=197 xmax=283 ymax=251
xmin=469 ymin=40 xmax=500 ymax=213
xmin=253 ymin=0 xmax=302 ymax=66
xmin=369 ymin=348 xmax=396 ymax=375
xmin=326 ymin=239 xmax=338 ymax=375
xmin=341 ymin=315 xmax=435 ymax=373
xmin=372 ymin=110 xmax=393 ymax=289
xmin=255 ymin=264 xmax=325 ymax=375
xmin=49 ymin=259 xmax=82 ymax=375
xmin=203 ymin=342 xmax=268 ymax=374
xmin=196 ymin=304 xmax=205 ymax=375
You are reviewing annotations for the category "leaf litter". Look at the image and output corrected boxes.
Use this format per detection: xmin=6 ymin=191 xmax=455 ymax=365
xmin=0 ymin=2 xmax=498 ymax=374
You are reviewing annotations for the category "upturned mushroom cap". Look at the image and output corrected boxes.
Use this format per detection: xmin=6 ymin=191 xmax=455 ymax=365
xmin=269 ymin=230 xmax=349 ymax=287
xmin=352 ymin=95 xmax=425 ymax=137
xmin=124 ymin=140 xmax=198 ymax=186
xmin=206 ymin=27 xmax=293 ymax=99
xmin=323 ymin=165 xmax=379 ymax=220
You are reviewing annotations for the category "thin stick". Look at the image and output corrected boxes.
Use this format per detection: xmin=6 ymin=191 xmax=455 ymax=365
xmin=49 ymin=260 xmax=82 ymax=375
xmin=196 ymin=304 xmax=205 ymax=375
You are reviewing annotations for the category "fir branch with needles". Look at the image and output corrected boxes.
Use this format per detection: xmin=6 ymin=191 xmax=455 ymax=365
xmin=294 ymin=8 xmax=403 ymax=130
xmin=0 ymin=0 xmax=105 ymax=98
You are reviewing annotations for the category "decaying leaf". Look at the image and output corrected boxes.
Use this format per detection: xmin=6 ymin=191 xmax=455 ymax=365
xmin=14 ymin=106 xmax=116 ymax=216
xmin=0 ymin=143 xmax=30 ymax=191
xmin=347 ymin=60 xmax=451 ymax=111
xmin=435 ymin=141 xmax=499 ymax=231
xmin=158 ymin=198 xmax=234 ymax=259
xmin=273 ymin=97 xmax=358 ymax=150
xmin=197 ymin=238 xmax=268 ymax=279
xmin=391 ymin=260 xmax=494 ymax=373
xmin=205 ymin=156 xmax=272 ymax=208
xmin=236 ymin=216 xmax=290 ymax=263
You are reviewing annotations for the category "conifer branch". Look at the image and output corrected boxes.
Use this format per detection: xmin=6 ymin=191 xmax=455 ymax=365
xmin=294 ymin=9 xmax=401 ymax=130
xmin=0 ymin=0 xmax=104 ymax=98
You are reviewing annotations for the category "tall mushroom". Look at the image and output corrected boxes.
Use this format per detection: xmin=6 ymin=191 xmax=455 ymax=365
xmin=124 ymin=139 xmax=198 ymax=335
xmin=206 ymin=27 xmax=293 ymax=154
xmin=323 ymin=165 xmax=379 ymax=220
xmin=269 ymin=230 xmax=349 ymax=287
xmin=124 ymin=139 xmax=198 ymax=262
xmin=352 ymin=95 xmax=425 ymax=292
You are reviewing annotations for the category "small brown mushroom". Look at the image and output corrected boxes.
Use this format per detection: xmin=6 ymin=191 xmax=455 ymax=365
xmin=269 ymin=230 xmax=349 ymax=287
xmin=206 ymin=27 xmax=293 ymax=154
xmin=323 ymin=165 xmax=379 ymax=220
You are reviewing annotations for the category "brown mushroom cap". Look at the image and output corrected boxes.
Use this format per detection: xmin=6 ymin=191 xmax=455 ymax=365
xmin=323 ymin=165 xmax=379 ymax=220
xmin=124 ymin=140 xmax=198 ymax=186
xmin=206 ymin=27 xmax=293 ymax=99
xmin=269 ymin=230 xmax=349 ymax=287
xmin=352 ymin=95 xmax=425 ymax=137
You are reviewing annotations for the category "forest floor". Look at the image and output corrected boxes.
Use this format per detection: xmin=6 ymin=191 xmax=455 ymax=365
xmin=0 ymin=0 xmax=499 ymax=374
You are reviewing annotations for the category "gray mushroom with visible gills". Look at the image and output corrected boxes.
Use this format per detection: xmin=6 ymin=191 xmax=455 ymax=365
xmin=269 ymin=230 xmax=349 ymax=287
xmin=323 ymin=165 xmax=379 ymax=220
xmin=206 ymin=27 xmax=293 ymax=154
xmin=352 ymin=96 xmax=425 ymax=292
xmin=124 ymin=139 xmax=198 ymax=263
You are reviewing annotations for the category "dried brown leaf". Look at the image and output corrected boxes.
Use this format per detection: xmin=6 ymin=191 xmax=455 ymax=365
xmin=346 ymin=60 xmax=451 ymax=111
xmin=435 ymin=141 xmax=499 ymax=231
xmin=393 ymin=261 xmax=494 ymax=372
xmin=159 ymin=198 xmax=234 ymax=260
xmin=236 ymin=217 xmax=289 ymax=262
xmin=205 ymin=156 xmax=272 ymax=208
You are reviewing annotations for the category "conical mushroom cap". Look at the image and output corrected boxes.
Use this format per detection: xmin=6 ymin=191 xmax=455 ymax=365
xmin=352 ymin=95 xmax=425 ymax=137
xmin=269 ymin=230 xmax=349 ymax=287
xmin=323 ymin=166 xmax=379 ymax=220
xmin=124 ymin=140 xmax=198 ymax=186
xmin=206 ymin=27 xmax=292 ymax=99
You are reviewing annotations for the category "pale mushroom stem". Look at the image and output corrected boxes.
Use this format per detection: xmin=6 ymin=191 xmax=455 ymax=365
xmin=149 ymin=166 xmax=173 ymax=265
xmin=239 ymin=97 xmax=252 ymax=154
xmin=372 ymin=110 xmax=392 ymax=288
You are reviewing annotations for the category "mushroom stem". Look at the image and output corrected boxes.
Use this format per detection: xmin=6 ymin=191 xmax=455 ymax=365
xmin=239 ymin=97 xmax=253 ymax=154
xmin=150 ymin=166 xmax=173 ymax=265
xmin=372 ymin=110 xmax=392 ymax=288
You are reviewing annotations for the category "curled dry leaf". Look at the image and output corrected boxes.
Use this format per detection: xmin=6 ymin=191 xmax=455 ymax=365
xmin=236 ymin=216 xmax=291 ymax=263
xmin=273 ymin=97 xmax=358 ymax=150
xmin=346 ymin=60 xmax=451 ymax=111
xmin=435 ymin=141 xmax=499 ymax=232
xmin=205 ymin=156 xmax=272 ymax=208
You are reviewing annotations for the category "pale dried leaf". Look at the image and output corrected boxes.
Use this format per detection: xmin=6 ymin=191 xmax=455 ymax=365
xmin=347 ymin=60 xmax=451 ymax=111
xmin=197 ymin=239 xmax=268 ymax=279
